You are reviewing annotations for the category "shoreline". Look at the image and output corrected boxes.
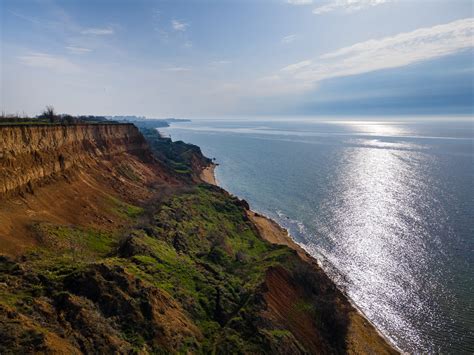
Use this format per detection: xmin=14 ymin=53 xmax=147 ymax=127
xmin=200 ymin=162 xmax=400 ymax=353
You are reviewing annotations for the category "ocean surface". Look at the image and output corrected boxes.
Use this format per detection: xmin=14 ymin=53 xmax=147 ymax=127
xmin=161 ymin=117 xmax=474 ymax=353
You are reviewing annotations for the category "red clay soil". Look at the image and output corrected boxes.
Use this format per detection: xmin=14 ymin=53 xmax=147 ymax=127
xmin=0 ymin=124 xmax=178 ymax=256
xmin=262 ymin=266 xmax=328 ymax=352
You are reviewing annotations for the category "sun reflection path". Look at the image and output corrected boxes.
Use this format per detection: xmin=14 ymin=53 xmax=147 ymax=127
xmin=332 ymin=120 xmax=411 ymax=137
xmin=306 ymin=121 xmax=450 ymax=352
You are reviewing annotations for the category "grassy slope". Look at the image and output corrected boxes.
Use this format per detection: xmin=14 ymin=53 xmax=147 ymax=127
xmin=139 ymin=127 xmax=211 ymax=181
xmin=0 ymin=184 xmax=349 ymax=353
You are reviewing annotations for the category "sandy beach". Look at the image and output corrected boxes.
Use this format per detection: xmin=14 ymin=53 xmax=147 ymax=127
xmin=200 ymin=164 xmax=217 ymax=185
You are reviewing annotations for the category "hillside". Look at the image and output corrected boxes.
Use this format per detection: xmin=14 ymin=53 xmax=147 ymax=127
xmin=0 ymin=124 xmax=396 ymax=354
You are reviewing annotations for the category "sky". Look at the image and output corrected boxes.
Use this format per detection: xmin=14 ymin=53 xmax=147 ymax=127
xmin=1 ymin=0 xmax=473 ymax=118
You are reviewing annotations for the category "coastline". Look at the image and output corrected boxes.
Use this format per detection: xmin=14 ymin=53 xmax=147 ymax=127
xmin=200 ymin=162 xmax=400 ymax=354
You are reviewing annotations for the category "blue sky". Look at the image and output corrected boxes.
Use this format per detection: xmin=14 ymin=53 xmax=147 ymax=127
xmin=1 ymin=0 xmax=473 ymax=117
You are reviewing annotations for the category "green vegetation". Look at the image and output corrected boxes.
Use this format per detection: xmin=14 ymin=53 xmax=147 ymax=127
xmin=1 ymin=106 xmax=113 ymax=125
xmin=0 ymin=185 xmax=307 ymax=353
xmin=32 ymin=223 xmax=117 ymax=256
xmin=107 ymin=195 xmax=144 ymax=219
xmin=140 ymin=127 xmax=211 ymax=180
xmin=110 ymin=185 xmax=299 ymax=351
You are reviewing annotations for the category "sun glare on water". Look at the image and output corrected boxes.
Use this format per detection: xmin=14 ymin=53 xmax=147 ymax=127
xmin=306 ymin=121 xmax=452 ymax=351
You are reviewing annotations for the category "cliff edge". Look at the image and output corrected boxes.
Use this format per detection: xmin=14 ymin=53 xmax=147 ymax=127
xmin=0 ymin=124 xmax=155 ymax=197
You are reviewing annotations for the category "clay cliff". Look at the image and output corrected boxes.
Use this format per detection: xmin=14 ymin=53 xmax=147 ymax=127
xmin=0 ymin=124 xmax=174 ymax=255
xmin=0 ymin=124 xmax=154 ymax=198
xmin=0 ymin=124 xmax=397 ymax=354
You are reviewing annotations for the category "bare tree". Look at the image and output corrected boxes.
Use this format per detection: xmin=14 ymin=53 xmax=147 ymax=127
xmin=39 ymin=105 xmax=57 ymax=123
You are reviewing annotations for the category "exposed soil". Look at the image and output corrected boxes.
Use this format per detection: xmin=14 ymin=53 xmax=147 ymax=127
xmin=200 ymin=164 xmax=218 ymax=185
xmin=0 ymin=124 xmax=177 ymax=256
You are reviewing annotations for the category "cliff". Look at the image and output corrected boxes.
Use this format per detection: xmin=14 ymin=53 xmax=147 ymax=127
xmin=139 ymin=127 xmax=212 ymax=183
xmin=0 ymin=124 xmax=174 ymax=255
xmin=0 ymin=124 xmax=153 ymax=198
xmin=0 ymin=124 xmax=397 ymax=354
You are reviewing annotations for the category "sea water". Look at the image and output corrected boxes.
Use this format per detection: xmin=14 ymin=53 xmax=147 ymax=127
xmin=161 ymin=117 xmax=473 ymax=353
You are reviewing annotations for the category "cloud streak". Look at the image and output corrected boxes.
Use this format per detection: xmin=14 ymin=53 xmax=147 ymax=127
xmin=18 ymin=52 xmax=80 ymax=73
xmin=273 ymin=18 xmax=473 ymax=92
xmin=165 ymin=67 xmax=191 ymax=72
xmin=81 ymin=27 xmax=114 ymax=35
xmin=211 ymin=60 xmax=232 ymax=65
xmin=313 ymin=0 xmax=391 ymax=15
xmin=287 ymin=0 xmax=313 ymax=5
xmin=172 ymin=20 xmax=188 ymax=31
xmin=282 ymin=34 xmax=298 ymax=44
xmin=66 ymin=46 xmax=92 ymax=54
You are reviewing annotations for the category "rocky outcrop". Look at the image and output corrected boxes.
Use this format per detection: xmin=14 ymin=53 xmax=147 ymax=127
xmin=0 ymin=124 xmax=153 ymax=198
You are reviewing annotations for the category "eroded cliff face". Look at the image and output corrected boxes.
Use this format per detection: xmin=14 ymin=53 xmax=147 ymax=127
xmin=0 ymin=124 xmax=175 ymax=255
xmin=0 ymin=124 xmax=153 ymax=198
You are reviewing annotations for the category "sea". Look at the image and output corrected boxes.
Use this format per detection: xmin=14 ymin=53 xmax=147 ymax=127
xmin=160 ymin=117 xmax=474 ymax=353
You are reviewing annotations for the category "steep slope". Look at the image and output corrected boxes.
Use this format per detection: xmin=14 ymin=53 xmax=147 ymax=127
xmin=0 ymin=124 xmax=175 ymax=255
xmin=0 ymin=123 xmax=157 ymax=198
xmin=0 ymin=124 xmax=397 ymax=354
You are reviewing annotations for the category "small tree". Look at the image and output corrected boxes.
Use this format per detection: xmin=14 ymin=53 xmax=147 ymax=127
xmin=40 ymin=105 xmax=57 ymax=123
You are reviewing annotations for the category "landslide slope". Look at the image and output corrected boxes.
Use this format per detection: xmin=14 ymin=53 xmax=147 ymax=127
xmin=0 ymin=124 xmax=396 ymax=354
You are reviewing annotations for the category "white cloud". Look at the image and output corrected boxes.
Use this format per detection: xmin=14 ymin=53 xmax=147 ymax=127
xmin=18 ymin=52 xmax=80 ymax=73
xmin=282 ymin=34 xmax=297 ymax=44
xmin=275 ymin=18 xmax=474 ymax=92
xmin=172 ymin=20 xmax=189 ymax=31
xmin=313 ymin=0 xmax=391 ymax=15
xmin=66 ymin=46 xmax=92 ymax=54
xmin=81 ymin=27 xmax=114 ymax=35
xmin=287 ymin=0 xmax=313 ymax=5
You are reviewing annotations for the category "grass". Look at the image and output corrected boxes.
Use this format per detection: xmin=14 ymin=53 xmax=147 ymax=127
xmin=32 ymin=223 xmax=117 ymax=257
xmin=115 ymin=186 xmax=298 ymax=336
xmin=0 ymin=184 xmax=316 ymax=353
xmin=107 ymin=195 xmax=144 ymax=219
